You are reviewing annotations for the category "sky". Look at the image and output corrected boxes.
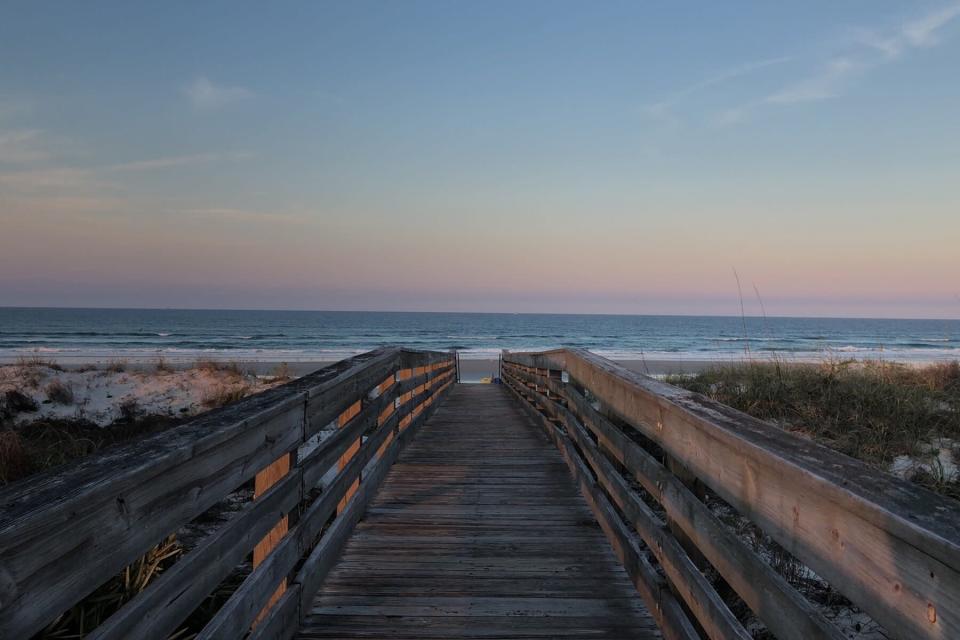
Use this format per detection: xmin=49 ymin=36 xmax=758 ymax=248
xmin=1 ymin=1 xmax=959 ymax=318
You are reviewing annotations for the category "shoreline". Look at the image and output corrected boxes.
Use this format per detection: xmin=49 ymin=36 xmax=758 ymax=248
xmin=2 ymin=354 xmax=949 ymax=381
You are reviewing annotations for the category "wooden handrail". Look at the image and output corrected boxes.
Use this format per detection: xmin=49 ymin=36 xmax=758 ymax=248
xmin=502 ymin=348 xmax=960 ymax=640
xmin=0 ymin=347 xmax=456 ymax=639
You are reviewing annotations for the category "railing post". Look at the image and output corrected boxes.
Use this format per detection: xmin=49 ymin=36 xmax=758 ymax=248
xmin=545 ymin=367 xmax=562 ymax=397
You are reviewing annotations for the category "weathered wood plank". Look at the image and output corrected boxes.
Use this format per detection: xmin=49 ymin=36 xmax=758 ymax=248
xmin=248 ymin=583 xmax=301 ymax=640
xmin=505 ymin=378 xmax=697 ymax=640
xmin=297 ymin=385 xmax=659 ymax=640
xmin=297 ymin=615 xmax=656 ymax=638
xmin=197 ymin=369 xmax=452 ymax=639
xmin=559 ymin=379 xmax=844 ymax=640
xmin=521 ymin=382 xmax=751 ymax=640
xmin=86 ymin=469 xmax=302 ymax=640
xmin=554 ymin=348 xmax=960 ymax=640
xmin=505 ymin=361 xmax=844 ymax=640
xmin=295 ymin=381 xmax=448 ymax=612
xmin=0 ymin=348 xmax=405 ymax=639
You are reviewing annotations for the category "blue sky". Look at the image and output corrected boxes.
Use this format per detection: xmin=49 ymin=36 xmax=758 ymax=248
xmin=1 ymin=2 xmax=959 ymax=317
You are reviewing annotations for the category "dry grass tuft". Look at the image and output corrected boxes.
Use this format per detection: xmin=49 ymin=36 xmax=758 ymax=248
xmin=201 ymin=383 xmax=251 ymax=408
xmin=3 ymin=389 xmax=39 ymax=415
xmin=105 ymin=358 xmax=128 ymax=373
xmin=194 ymin=358 xmax=244 ymax=376
xmin=13 ymin=361 xmax=46 ymax=389
xmin=154 ymin=354 xmax=174 ymax=373
xmin=16 ymin=355 xmax=64 ymax=371
xmin=0 ymin=415 xmax=183 ymax=486
xmin=118 ymin=398 xmax=143 ymax=422
xmin=0 ymin=430 xmax=31 ymax=484
xmin=39 ymin=535 xmax=183 ymax=637
xmin=270 ymin=362 xmax=293 ymax=382
xmin=44 ymin=379 xmax=74 ymax=405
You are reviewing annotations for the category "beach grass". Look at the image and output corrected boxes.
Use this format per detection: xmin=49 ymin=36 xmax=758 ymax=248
xmin=666 ymin=359 xmax=960 ymax=498
xmin=0 ymin=415 xmax=181 ymax=486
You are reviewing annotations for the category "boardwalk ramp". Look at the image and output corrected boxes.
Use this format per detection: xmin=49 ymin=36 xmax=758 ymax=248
xmin=298 ymin=384 xmax=658 ymax=638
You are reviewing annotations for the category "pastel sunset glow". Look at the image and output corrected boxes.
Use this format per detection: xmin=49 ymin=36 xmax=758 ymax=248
xmin=2 ymin=2 xmax=959 ymax=318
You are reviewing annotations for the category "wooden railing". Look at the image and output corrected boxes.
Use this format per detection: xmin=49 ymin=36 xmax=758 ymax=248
xmin=502 ymin=348 xmax=960 ymax=640
xmin=0 ymin=347 xmax=455 ymax=639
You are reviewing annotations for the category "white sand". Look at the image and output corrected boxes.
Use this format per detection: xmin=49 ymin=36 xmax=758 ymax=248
xmin=889 ymin=437 xmax=959 ymax=483
xmin=0 ymin=363 xmax=287 ymax=427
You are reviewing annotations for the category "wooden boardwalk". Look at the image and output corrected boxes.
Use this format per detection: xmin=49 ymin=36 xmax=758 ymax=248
xmin=297 ymin=384 xmax=660 ymax=639
xmin=9 ymin=349 xmax=957 ymax=640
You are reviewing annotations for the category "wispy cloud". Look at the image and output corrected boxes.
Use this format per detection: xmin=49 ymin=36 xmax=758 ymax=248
xmin=103 ymin=151 xmax=253 ymax=172
xmin=0 ymin=97 xmax=32 ymax=121
xmin=176 ymin=207 xmax=310 ymax=225
xmin=855 ymin=3 xmax=960 ymax=58
xmin=0 ymin=129 xmax=50 ymax=164
xmin=184 ymin=76 xmax=253 ymax=110
xmin=715 ymin=2 xmax=960 ymax=124
xmin=765 ymin=57 xmax=862 ymax=105
xmin=904 ymin=2 xmax=960 ymax=47
xmin=0 ymin=151 xmax=252 ymax=194
xmin=645 ymin=56 xmax=791 ymax=126
xmin=660 ymin=57 xmax=793 ymax=106
xmin=0 ymin=167 xmax=96 ymax=191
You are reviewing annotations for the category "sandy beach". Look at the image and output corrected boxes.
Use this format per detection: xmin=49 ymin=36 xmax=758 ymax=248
xmin=0 ymin=355 xmax=748 ymax=381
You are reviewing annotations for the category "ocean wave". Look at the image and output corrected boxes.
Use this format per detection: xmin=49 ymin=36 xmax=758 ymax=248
xmin=900 ymin=342 xmax=953 ymax=348
xmin=3 ymin=344 xmax=959 ymax=365
xmin=2 ymin=310 xmax=958 ymax=366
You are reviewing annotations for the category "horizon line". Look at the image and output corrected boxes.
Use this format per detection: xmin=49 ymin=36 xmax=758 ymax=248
xmin=1 ymin=305 xmax=958 ymax=323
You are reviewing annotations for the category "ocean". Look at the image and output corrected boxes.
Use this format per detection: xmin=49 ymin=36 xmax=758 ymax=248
xmin=1 ymin=308 xmax=959 ymax=364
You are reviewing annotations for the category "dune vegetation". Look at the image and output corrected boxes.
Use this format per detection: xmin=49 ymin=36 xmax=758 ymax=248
xmin=666 ymin=359 xmax=960 ymax=499
xmin=0 ymin=357 xmax=293 ymax=485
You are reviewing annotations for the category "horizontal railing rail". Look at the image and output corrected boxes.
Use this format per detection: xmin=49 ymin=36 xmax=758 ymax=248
xmin=502 ymin=348 xmax=960 ymax=640
xmin=0 ymin=347 xmax=456 ymax=639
